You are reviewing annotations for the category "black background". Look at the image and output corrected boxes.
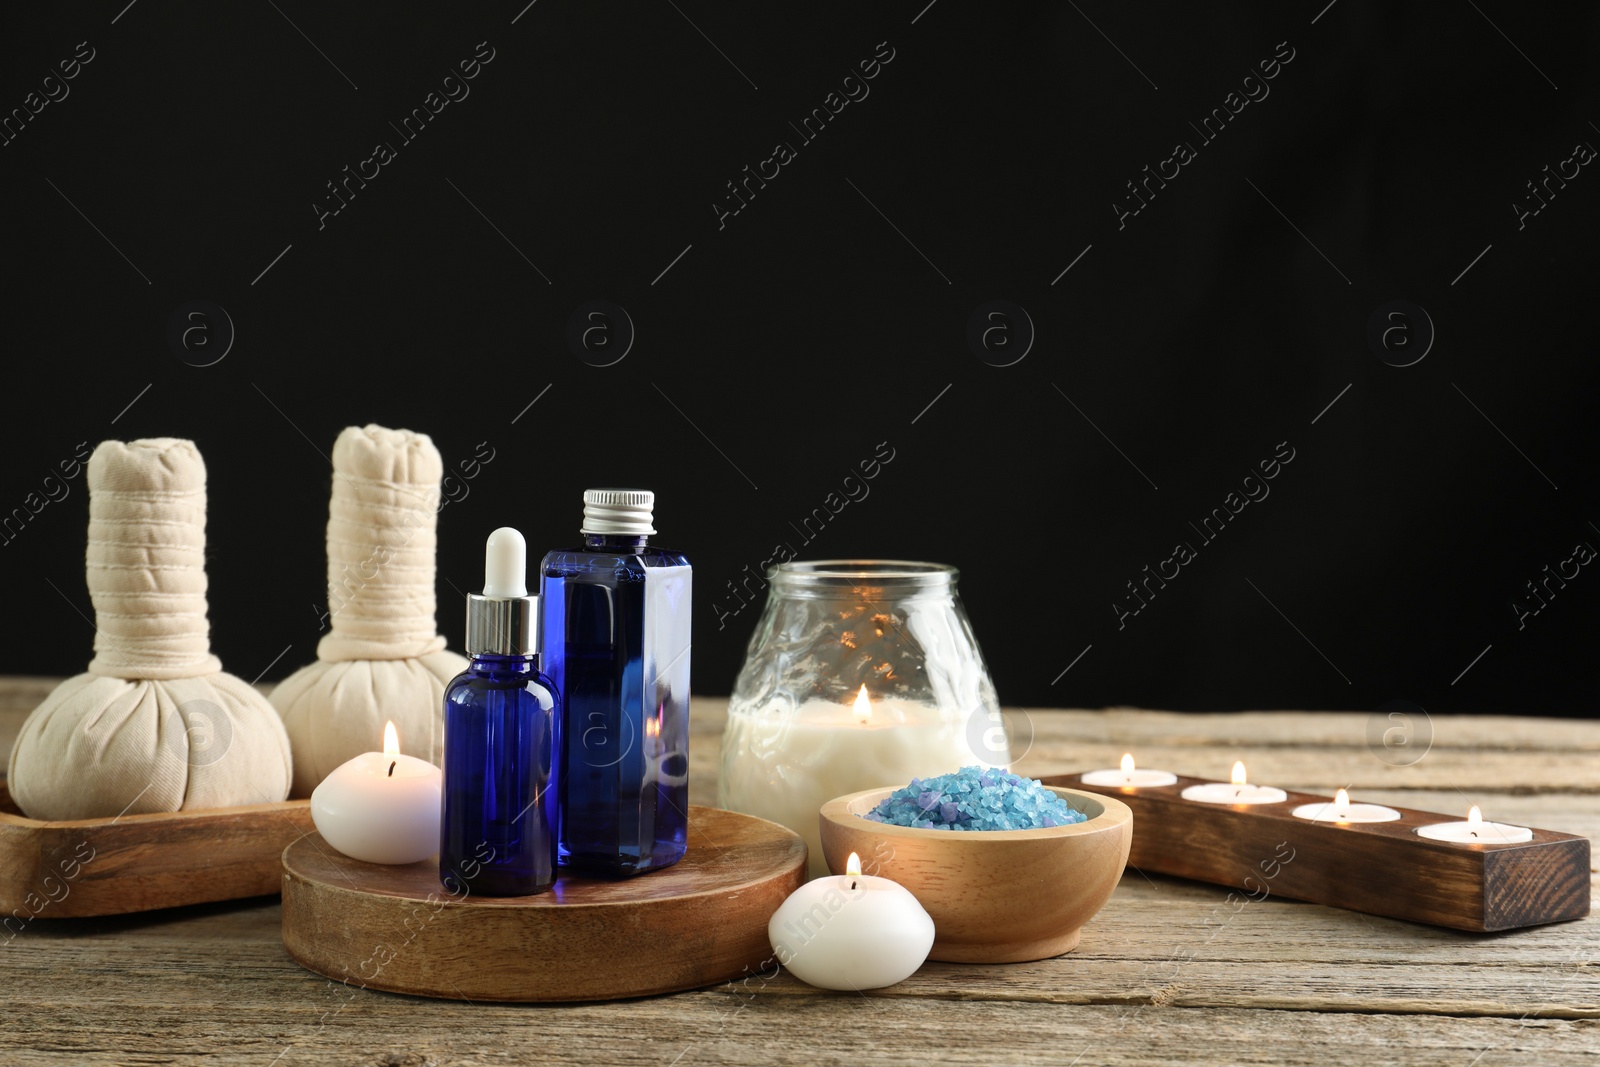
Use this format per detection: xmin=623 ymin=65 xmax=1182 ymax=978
xmin=2 ymin=2 xmax=1596 ymax=716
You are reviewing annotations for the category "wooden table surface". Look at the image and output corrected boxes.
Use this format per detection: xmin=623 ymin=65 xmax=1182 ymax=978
xmin=1 ymin=678 xmax=1596 ymax=1066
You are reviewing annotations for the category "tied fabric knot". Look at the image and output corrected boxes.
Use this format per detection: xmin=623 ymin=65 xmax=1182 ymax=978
xmin=316 ymin=425 xmax=448 ymax=662
xmin=85 ymin=439 xmax=222 ymax=680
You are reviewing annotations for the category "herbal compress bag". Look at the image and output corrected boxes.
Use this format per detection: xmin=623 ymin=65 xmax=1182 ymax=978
xmin=7 ymin=439 xmax=293 ymax=820
xmin=271 ymin=425 xmax=465 ymax=796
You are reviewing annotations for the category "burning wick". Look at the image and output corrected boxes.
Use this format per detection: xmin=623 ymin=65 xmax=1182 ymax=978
xmin=846 ymin=851 xmax=862 ymax=890
xmin=1120 ymin=753 xmax=1136 ymax=783
xmin=382 ymin=721 xmax=400 ymax=778
xmin=1231 ymin=760 xmax=1248 ymax=797
xmin=853 ymin=685 xmax=872 ymax=725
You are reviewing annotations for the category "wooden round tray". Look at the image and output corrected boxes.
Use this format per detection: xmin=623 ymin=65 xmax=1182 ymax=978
xmin=280 ymin=806 xmax=805 ymax=1002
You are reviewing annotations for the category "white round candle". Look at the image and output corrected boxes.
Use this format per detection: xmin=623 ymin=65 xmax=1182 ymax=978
xmin=1081 ymin=753 xmax=1177 ymax=788
xmin=720 ymin=689 xmax=988 ymax=878
xmin=1416 ymin=805 xmax=1532 ymax=844
xmin=1291 ymin=788 xmax=1400 ymax=823
xmin=1181 ymin=761 xmax=1287 ymax=805
xmin=768 ymin=853 xmax=934 ymax=990
xmin=310 ymin=722 xmax=442 ymax=865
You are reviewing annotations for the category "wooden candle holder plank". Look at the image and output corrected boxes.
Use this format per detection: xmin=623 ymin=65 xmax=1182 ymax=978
xmin=1044 ymin=772 xmax=1589 ymax=933
xmin=0 ymin=778 xmax=314 ymax=919
xmin=280 ymin=806 xmax=806 ymax=1002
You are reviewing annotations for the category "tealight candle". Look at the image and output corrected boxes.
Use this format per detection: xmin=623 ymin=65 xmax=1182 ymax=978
xmin=310 ymin=721 xmax=443 ymax=864
xmin=1180 ymin=761 xmax=1287 ymax=805
xmin=1417 ymin=805 xmax=1533 ymax=844
xmin=768 ymin=851 xmax=935 ymax=990
xmin=1081 ymin=753 xmax=1178 ymax=788
xmin=1291 ymin=788 xmax=1401 ymax=823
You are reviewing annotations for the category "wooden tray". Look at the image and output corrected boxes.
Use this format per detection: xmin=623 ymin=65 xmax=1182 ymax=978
xmin=1050 ymin=771 xmax=1590 ymax=932
xmin=0 ymin=778 xmax=313 ymax=919
xmin=280 ymin=806 xmax=807 ymax=1002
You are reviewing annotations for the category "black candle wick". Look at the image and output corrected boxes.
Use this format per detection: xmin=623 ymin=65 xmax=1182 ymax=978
xmin=388 ymin=760 xmax=396 ymax=777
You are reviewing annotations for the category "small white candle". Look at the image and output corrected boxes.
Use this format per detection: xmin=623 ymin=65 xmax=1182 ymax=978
xmin=1181 ymin=761 xmax=1287 ymax=805
xmin=1082 ymin=753 xmax=1178 ymax=788
xmin=310 ymin=721 xmax=443 ymax=865
xmin=768 ymin=852 xmax=935 ymax=990
xmin=1292 ymin=788 xmax=1401 ymax=823
xmin=1417 ymin=805 xmax=1533 ymax=844
xmin=721 ymin=686 xmax=987 ymax=878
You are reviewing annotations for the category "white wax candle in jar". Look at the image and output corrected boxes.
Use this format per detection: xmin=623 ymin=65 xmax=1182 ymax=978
xmin=1082 ymin=753 xmax=1178 ymax=788
xmin=1180 ymin=761 xmax=1288 ymax=805
xmin=310 ymin=721 xmax=443 ymax=864
xmin=720 ymin=686 xmax=989 ymax=878
xmin=768 ymin=851 xmax=935 ymax=990
xmin=1291 ymin=788 xmax=1401 ymax=824
xmin=1416 ymin=805 xmax=1533 ymax=844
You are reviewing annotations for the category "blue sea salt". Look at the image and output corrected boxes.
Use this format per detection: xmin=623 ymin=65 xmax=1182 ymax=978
xmin=861 ymin=766 xmax=1086 ymax=831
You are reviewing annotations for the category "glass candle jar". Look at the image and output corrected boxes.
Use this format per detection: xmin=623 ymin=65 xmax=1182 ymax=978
xmin=719 ymin=560 xmax=1007 ymax=877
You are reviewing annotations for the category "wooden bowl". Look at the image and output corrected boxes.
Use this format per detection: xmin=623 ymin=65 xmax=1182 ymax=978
xmin=818 ymin=786 xmax=1132 ymax=963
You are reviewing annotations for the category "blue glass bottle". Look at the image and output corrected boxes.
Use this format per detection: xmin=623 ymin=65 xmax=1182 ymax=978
xmin=441 ymin=528 xmax=560 ymax=896
xmin=541 ymin=489 xmax=691 ymax=876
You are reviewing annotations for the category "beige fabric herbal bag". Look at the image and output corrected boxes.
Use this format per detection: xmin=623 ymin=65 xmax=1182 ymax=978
xmin=270 ymin=425 xmax=465 ymax=797
xmin=7 ymin=439 xmax=294 ymax=820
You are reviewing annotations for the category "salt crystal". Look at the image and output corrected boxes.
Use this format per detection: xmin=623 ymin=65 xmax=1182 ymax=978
xmin=860 ymin=766 xmax=1085 ymax=831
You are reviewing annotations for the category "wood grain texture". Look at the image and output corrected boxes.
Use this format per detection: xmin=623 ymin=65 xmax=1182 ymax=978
xmin=1 ymin=684 xmax=1597 ymax=1066
xmin=0 ymin=780 xmax=313 ymax=919
xmin=280 ymin=808 xmax=805 ymax=1001
xmin=1051 ymin=772 xmax=1589 ymax=932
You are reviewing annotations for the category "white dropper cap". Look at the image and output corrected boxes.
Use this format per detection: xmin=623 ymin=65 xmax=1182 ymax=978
xmin=466 ymin=527 xmax=537 ymax=655
xmin=482 ymin=527 xmax=528 ymax=597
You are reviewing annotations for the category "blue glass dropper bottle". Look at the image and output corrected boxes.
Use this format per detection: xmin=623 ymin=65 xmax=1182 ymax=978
xmin=440 ymin=527 xmax=560 ymax=896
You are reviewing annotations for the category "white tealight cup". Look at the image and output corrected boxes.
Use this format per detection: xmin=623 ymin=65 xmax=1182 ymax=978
xmin=1416 ymin=806 xmax=1533 ymax=844
xmin=1082 ymin=754 xmax=1177 ymax=788
xmin=1180 ymin=761 xmax=1287 ymax=805
xmin=1292 ymin=799 xmax=1402 ymax=823
xmin=1181 ymin=782 xmax=1287 ymax=805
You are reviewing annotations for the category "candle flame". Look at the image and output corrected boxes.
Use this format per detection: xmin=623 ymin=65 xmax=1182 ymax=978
xmin=646 ymin=715 xmax=661 ymax=738
xmin=1334 ymin=788 xmax=1350 ymax=810
xmin=1120 ymin=753 xmax=1135 ymax=774
xmin=846 ymin=852 xmax=862 ymax=879
xmin=1231 ymin=761 xmax=1247 ymax=786
xmin=1467 ymin=805 xmax=1482 ymax=827
xmin=383 ymin=721 xmax=399 ymax=757
xmin=853 ymin=685 xmax=872 ymax=724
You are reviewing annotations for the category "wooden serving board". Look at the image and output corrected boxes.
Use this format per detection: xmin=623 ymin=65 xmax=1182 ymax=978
xmin=281 ymin=806 xmax=806 ymax=1002
xmin=0 ymin=778 xmax=314 ymax=919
